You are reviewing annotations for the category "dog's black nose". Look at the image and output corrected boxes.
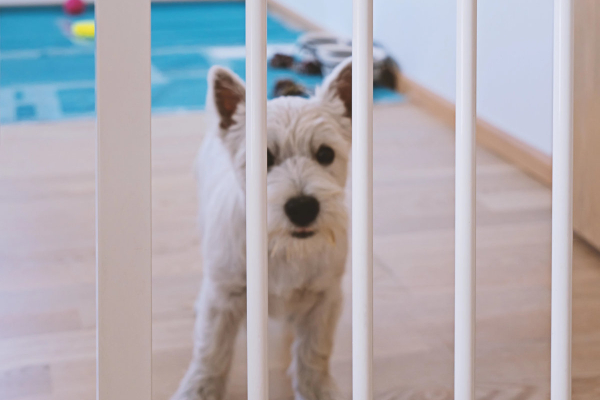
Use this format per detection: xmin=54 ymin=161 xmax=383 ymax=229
xmin=284 ymin=195 xmax=320 ymax=227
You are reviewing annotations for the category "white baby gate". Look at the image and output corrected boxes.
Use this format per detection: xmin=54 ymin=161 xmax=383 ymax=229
xmin=94 ymin=0 xmax=574 ymax=399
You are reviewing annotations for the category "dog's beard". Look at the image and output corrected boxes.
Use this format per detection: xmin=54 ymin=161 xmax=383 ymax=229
xmin=268 ymin=226 xmax=337 ymax=262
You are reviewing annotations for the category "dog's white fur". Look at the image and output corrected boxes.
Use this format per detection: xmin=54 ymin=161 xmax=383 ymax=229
xmin=172 ymin=58 xmax=353 ymax=400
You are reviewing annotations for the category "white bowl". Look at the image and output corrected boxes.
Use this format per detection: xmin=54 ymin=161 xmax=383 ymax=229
xmin=315 ymin=43 xmax=353 ymax=75
xmin=316 ymin=44 xmax=389 ymax=76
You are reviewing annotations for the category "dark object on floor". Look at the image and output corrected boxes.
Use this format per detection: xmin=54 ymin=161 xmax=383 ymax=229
xmin=273 ymin=79 xmax=309 ymax=98
xmin=270 ymin=53 xmax=295 ymax=69
xmin=375 ymin=57 xmax=399 ymax=90
xmin=294 ymin=59 xmax=322 ymax=76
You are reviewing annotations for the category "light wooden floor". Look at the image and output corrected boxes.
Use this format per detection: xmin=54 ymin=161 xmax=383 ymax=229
xmin=1 ymin=103 xmax=599 ymax=400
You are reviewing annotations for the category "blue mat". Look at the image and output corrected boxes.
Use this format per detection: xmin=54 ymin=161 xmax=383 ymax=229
xmin=0 ymin=2 xmax=403 ymax=124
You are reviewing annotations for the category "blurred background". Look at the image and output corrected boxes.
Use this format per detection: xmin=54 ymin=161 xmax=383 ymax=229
xmin=1 ymin=0 xmax=599 ymax=399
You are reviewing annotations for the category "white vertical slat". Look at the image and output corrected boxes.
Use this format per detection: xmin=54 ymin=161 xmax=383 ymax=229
xmin=551 ymin=0 xmax=574 ymax=399
xmin=95 ymin=0 xmax=152 ymax=398
xmin=245 ymin=0 xmax=269 ymax=399
xmin=455 ymin=0 xmax=477 ymax=399
xmin=352 ymin=0 xmax=373 ymax=399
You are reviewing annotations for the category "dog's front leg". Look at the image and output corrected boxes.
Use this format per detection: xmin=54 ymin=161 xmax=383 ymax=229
xmin=172 ymin=280 xmax=246 ymax=400
xmin=290 ymin=284 xmax=343 ymax=400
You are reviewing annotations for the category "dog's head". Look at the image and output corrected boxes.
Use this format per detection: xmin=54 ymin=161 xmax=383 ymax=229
xmin=206 ymin=59 xmax=352 ymax=256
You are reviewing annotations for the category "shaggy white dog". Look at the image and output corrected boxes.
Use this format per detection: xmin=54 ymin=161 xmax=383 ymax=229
xmin=172 ymin=58 xmax=353 ymax=400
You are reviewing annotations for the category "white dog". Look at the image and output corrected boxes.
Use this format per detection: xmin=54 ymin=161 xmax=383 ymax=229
xmin=172 ymin=58 xmax=353 ymax=400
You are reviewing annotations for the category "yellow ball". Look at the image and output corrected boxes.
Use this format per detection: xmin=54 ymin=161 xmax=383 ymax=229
xmin=72 ymin=20 xmax=95 ymax=38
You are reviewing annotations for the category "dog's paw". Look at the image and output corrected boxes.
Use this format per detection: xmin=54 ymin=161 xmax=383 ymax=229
xmin=294 ymin=381 xmax=343 ymax=400
xmin=170 ymin=388 xmax=203 ymax=400
xmin=170 ymin=377 xmax=224 ymax=400
xmin=170 ymin=391 xmax=198 ymax=400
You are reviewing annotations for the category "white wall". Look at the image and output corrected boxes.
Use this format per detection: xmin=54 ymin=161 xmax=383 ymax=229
xmin=278 ymin=0 xmax=554 ymax=155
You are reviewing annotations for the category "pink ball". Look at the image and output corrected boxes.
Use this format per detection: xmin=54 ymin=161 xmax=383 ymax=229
xmin=64 ymin=0 xmax=85 ymax=15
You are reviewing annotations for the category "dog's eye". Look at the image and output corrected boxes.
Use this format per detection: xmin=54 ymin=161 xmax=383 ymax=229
xmin=267 ymin=149 xmax=275 ymax=168
xmin=316 ymin=145 xmax=335 ymax=166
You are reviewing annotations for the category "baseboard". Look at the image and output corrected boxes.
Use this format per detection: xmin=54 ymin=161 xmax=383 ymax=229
xmin=399 ymin=75 xmax=552 ymax=186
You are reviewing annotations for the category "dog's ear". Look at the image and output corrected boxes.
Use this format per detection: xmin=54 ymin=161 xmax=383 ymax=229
xmin=317 ymin=57 xmax=352 ymax=118
xmin=207 ymin=66 xmax=246 ymax=130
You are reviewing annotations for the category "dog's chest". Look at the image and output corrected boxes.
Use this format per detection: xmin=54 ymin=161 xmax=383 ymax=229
xmin=266 ymin=255 xmax=338 ymax=317
xmin=268 ymin=286 xmax=323 ymax=319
